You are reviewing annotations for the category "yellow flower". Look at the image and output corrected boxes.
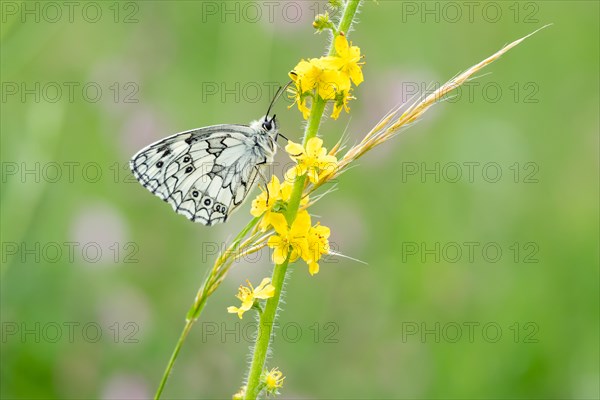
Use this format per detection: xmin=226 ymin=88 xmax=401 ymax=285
xmin=251 ymin=176 xmax=284 ymax=231
xmin=323 ymin=35 xmax=364 ymax=86
xmin=279 ymin=178 xmax=294 ymax=199
xmin=251 ymin=176 xmax=282 ymax=217
xmin=287 ymin=84 xmax=311 ymax=119
xmin=312 ymin=62 xmax=349 ymax=101
xmin=227 ymin=278 xmax=275 ymax=319
xmin=304 ymin=223 xmax=331 ymax=276
xmin=251 ymin=176 xmax=309 ymax=231
xmin=283 ymin=166 xmax=299 ymax=185
xmin=288 ymin=34 xmax=363 ymax=119
xmin=289 ymin=59 xmax=319 ymax=91
xmin=289 ymin=58 xmax=351 ymax=115
xmin=331 ymin=88 xmax=355 ymax=120
xmin=267 ymin=211 xmax=311 ymax=264
xmin=285 ymin=138 xmax=338 ymax=184
xmin=288 ymin=60 xmax=318 ymax=119
xmin=263 ymin=367 xmax=285 ymax=394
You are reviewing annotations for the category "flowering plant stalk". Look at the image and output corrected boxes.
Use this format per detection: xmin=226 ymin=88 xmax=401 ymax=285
xmin=154 ymin=1 xmax=547 ymax=397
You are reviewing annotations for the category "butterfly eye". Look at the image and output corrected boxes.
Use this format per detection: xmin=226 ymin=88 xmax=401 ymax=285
xmin=262 ymin=121 xmax=272 ymax=131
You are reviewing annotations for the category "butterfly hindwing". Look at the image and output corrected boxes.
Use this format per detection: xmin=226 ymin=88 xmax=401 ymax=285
xmin=130 ymin=125 xmax=269 ymax=226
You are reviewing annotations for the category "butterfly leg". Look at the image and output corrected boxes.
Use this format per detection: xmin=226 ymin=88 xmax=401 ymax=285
xmin=255 ymin=166 xmax=271 ymax=204
xmin=275 ymin=132 xmax=289 ymax=144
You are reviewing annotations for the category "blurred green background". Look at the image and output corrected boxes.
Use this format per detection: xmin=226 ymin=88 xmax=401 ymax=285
xmin=1 ymin=1 xmax=598 ymax=399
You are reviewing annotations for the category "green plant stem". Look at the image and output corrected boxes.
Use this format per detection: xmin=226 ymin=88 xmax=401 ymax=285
xmin=155 ymin=302 xmax=205 ymax=400
xmin=332 ymin=0 xmax=361 ymax=52
xmin=244 ymin=3 xmax=361 ymax=398
xmin=244 ymin=98 xmax=326 ymax=400
xmin=243 ymin=258 xmax=290 ymax=399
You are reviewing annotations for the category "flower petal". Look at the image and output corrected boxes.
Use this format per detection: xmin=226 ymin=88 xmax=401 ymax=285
xmin=349 ymin=65 xmax=364 ymax=86
xmin=255 ymin=277 xmax=271 ymax=292
xmin=289 ymin=248 xmax=300 ymax=263
xmin=299 ymin=99 xmax=311 ymax=119
xmin=319 ymin=55 xmax=343 ymax=70
xmin=307 ymin=168 xmax=319 ymax=184
xmin=285 ymin=141 xmax=305 ymax=158
xmin=306 ymin=137 xmax=323 ymax=156
xmin=267 ymin=176 xmax=281 ymax=198
xmin=267 ymin=234 xmax=283 ymax=249
xmin=331 ymin=102 xmax=343 ymax=120
xmin=292 ymin=210 xmax=312 ymax=235
xmin=254 ymin=283 xmax=275 ymax=299
xmin=315 ymin=224 xmax=331 ymax=238
xmin=250 ymin=193 xmax=267 ymax=217
xmin=240 ymin=299 xmax=253 ymax=311
xmin=308 ymin=261 xmax=320 ymax=276
xmin=335 ymin=35 xmax=349 ymax=56
xmin=227 ymin=306 xmax=245 ymax=319
xmin=280 ymin=178 xmax=295 ymax=199
xmin=317 ymin=69 xmax=345 ymax=100
xmin=273 ymin=245 xmax=289 ymax=265
xmin=259 ymin=210 xmax=273 ymax=231
xmin=269 ymin=213 xmax=289 ymax=236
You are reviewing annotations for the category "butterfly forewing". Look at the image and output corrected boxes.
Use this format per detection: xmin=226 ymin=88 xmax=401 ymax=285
xmin=130 ymin=124 xmax=274 ymax=226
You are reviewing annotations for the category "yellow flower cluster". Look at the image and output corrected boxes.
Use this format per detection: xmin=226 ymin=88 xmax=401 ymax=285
xmin=250 ymin=139 xmax=334 ymax=276
xmin=227 ymin=278 xmax=275 ymax=319
xmin=285 ymin=137 xmax=337 ymax=184
xmin=288 ymin=34 xmax=364 ymax=119
xmin=266 ymin=209 xmax=330 ymax=276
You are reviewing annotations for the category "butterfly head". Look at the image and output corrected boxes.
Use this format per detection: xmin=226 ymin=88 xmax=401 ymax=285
xmin=258 ymin=114 xmax=279 ymax=136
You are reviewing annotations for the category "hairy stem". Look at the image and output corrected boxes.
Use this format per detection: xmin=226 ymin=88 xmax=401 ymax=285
xmin=244 ymin=97 xmax=325 ymax=400
xmin=244 ymin=2 xmax=361 ymax=398
xmin=333 ymin=0 xmax=361 ymax=47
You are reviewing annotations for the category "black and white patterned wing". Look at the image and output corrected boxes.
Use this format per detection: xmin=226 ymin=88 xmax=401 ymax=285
xmin=130 ymin=125 xmax=266 ymax=226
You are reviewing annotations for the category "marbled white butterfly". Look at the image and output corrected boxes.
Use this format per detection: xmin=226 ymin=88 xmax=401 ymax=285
xmin=130 ymin=88 xmax=286 ymax=226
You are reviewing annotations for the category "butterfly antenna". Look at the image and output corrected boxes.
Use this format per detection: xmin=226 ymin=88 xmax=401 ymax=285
xmin=265 ymin=80 xmax=293 ymax=120
xmin=264 ymin=88 xmax=281 ymax=121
